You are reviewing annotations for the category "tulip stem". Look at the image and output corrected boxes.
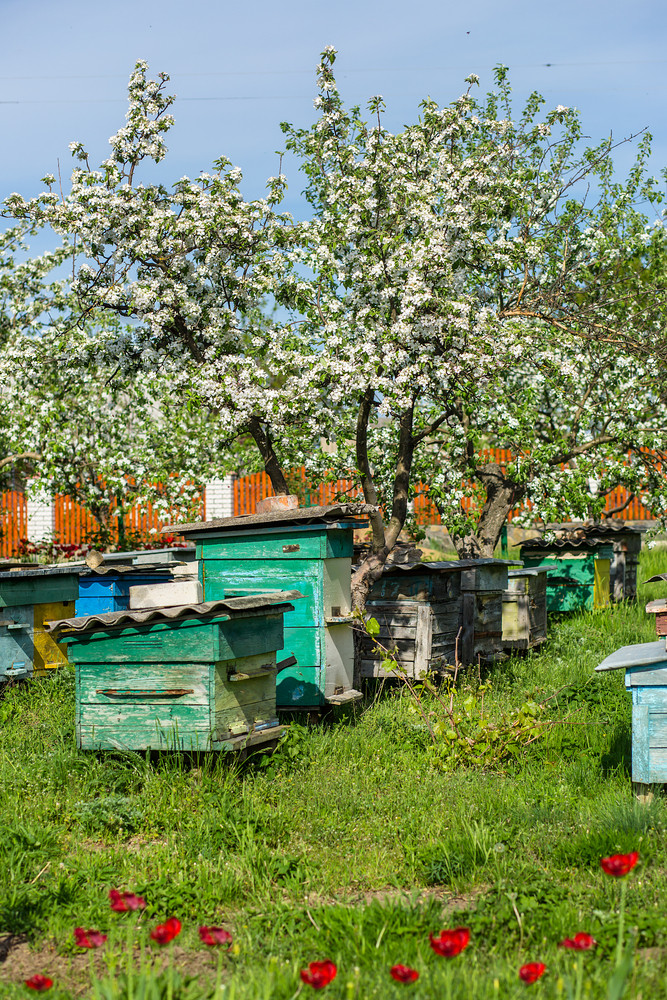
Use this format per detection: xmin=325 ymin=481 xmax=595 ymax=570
xmin=616 ymin=878 xmax=627 ymax=968
xmin=167 ymin=939 xmax=175 ymax=1000
xmin=574 ymin=953 xmax=584 ymax=1000
xmin=214 ymin=950 xmax=224 ymax=997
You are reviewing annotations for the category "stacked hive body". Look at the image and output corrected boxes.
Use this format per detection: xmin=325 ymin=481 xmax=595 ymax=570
xmin=48 ymin=594 xmax=296 ymax=751
xmin=361 ymin=559 xmax=520 ymax=677
xmin=501 ymin=567 xmax=549 ymax=652
xmin=171 ymin=505 xmax=374 ymax=710
xmin=520 ymin=538 xmax=613 ymax=612
xmin=0 ymin=566 xmax=79 ymax=681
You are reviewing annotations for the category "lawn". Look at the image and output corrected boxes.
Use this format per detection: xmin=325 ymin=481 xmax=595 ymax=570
xmin=1 ymin=549 xmax=667 ymax=998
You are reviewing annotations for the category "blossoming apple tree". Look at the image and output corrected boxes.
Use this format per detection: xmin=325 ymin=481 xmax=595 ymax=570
xmin=6 ymin=54 xmax=667 ymax=594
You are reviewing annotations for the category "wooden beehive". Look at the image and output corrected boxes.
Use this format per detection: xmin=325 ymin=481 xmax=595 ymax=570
xmin=547 ymin=522 xmax=643 ymax=601
xmin=0 ymin=566 xmax=79 ymax=681
xmin=361 ymin=559 xmax=520 ymax=677
xmin=596 ymin=641 xmax=667 ymax=788
xmin=362 ymin=562 xmax=462 ymax=678
xmin=520 ymin=539 xmax=613 ymax=612
xmin=47 ymin=593 xmax=297 ymax=752
xmin=502 ymin=567 xmax=548 ymax=652
xmin=76 ymin=565 xmax=174 ymax=616
xmin=170 ymin=505 xmax=374 ymax=710
xmin=646 ymin=599 xmax=667 ymax=636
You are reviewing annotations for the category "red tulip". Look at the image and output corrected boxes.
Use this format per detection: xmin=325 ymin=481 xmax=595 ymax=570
xmin=559 ymin=932 xmax=597 ymax=951
xmin=150 ymin=917 xmax=182 ymax=944
xmin=390 ymin=964 xmax=420 ymax=983
xmin=198 ymin=926 xmax=233 ymax=947
xmin=300 ymin=960 xmax=338 ymax=989
xmin=73 ymin=927 xmax=107 ymax=949
xmin=600 ymin=851 xmax=639 ymax=877
xmin=428 ymin=927 xmax=470 ymax=957
xmin=109 ymin=889 xmax=146 ymax=912
xmin=519 ymin=962 xmax=547 ymax=983
xmin=24 ymin=976 xmax=53 ymax=992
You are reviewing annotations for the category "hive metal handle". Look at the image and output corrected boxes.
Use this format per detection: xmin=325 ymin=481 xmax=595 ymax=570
xmin=96 ymin=688 xmax=194 ymax=698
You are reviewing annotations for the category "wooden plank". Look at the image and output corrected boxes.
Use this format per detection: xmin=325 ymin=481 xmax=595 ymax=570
xmin=215 ymin=698 xmax=277 ymax=734
xmin=461 ymin=564 xmax=508 ymax=592
xmin=648 ymin=712 xmax=667 ymax=748
xmin=33 ymin=600 xmax=75 ymax=674
xmin=594 ymin=559 xmax=611 ymax=608
xmin=368 ymin=573 xmax=460 ymax=603
xmin=0 ymin=574 xmax=79 ymax=608
xmin=216 ymin=654 xmax=276 ymax=711
xmin=413 ymin=603 xmax=432 ymax=676
xmin=202 ymin=559 xmax=321 ymax=627
xmin=78 ymin=662 xmax=210 ymax=704
xmin=322 ymin=557 xmax=352 ymax=619
xmin=632 ymin=705 xmax=650 ymax=783
xmin=277 ymin=626 xmax=321 ymax=668
xmin=276 ymin=665 xmax=323 ymax=708
xmin=79 ymin=723 xmax=214 ymax=752
xmin=628 ymin=671 xmax=667 ymax=688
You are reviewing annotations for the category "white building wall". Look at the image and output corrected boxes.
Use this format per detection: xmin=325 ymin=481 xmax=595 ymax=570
xmin=204 ymin=476 xmax=235 ymax=520
xmin=26 ymin=483 xmax=55 ymax=542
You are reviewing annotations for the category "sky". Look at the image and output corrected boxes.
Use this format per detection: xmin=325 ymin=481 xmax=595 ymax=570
xmin=2 ymin=0 xmax=666 ymax=222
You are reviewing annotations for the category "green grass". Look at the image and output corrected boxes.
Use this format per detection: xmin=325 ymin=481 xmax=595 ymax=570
xmin=2 ymin=549 xmax=667 ymax=998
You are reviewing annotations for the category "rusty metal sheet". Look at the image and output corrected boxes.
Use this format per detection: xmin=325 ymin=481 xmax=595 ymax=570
xmin=166 ymin=503 xmax=379 ymax=535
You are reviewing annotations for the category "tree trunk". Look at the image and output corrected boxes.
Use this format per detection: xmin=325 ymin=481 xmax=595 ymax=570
xmin=452 ymin=463 xmax=525 ymax=559
xmin=248 ymin=417 xmax=290 ymax=496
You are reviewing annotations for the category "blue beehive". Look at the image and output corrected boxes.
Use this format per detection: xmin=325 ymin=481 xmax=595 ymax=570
xmin=596 ymin=641 xmax=667 ymax=786
xmin=76 ymin=565 xmax=174 ymax=617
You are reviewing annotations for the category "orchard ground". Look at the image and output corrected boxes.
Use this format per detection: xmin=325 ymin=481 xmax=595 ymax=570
xmin=2 ymin=551 xmax=667 ymax=998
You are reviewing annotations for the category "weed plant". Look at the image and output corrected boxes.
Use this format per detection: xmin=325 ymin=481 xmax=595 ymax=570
xmin=1 ymin=549 xmax=667 ymax=997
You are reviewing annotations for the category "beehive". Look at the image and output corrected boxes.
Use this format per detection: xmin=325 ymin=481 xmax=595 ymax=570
xmin=520 ymin=539 xmax=612 ymax=612
xmin=170 ymin=505 xmax=374 ymax=710
xmin=48 ymin=593 xmax=297 ymax=751
xmin=596 ymin=642 xmax=667 ymax=787
xmin=502 ymin=567 xmax=549 ymax=652
xmin=0 ymin=566 xmax=79 ymax=681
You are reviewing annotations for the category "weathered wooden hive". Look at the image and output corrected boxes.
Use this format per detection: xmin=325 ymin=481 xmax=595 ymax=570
xmin=596 ymin=641 xmax=667 ymax=788
xmin=47 ymin=592 xmax=298 ymax=752
xmin=0 ymin=565 xmax=79 ymax=682
xmin=361 ymin=559 xmax=520 ymax=677
xmin=546 ymin=522 xmax=643 ymax=601
xmin=501 ymin=567 xmax=549 ymax=652
xmin=169 ymin=504 xmax=375 ymax=710
xmin=520 ymin=537 xmax=613 ymax=612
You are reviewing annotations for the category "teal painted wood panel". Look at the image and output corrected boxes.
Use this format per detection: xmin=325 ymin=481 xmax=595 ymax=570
xmin=277 ymin=665 xmax=323 ymax=707
xmin=277 ymin=626 xmax=321 ymax=669
xmin=0 ymin=575 xmax=79 ymax=608
xmin=202 ymin=560 xmax=321 ymax=626
xmin=648 ymin=712 xmax=667 ymax=748
xmin=66 ymin=619 xmax=221 ymax=663
xmin=628 ymin=670 xmax=667 ymax=688
xmin=79 ymin=719 xmax=214 ymax=751
xmin=77 ymin=662 xmax=210 ymax=704
xmin=632 ymin=704 xmax=650 ymax=782
xmin=66 ymin=613 xmax=284 ymax=665
xmin=200 ymin=529 xmax=327 ymax=561
xmin=324 ymin=529 xmax=354 ymax=559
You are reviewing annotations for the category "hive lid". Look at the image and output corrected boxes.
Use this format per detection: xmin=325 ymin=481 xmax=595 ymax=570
xmin=46 ymin=590 xmax=303 ymax=636
xmin=373 ymin=558 xmax=522 ymax=574
xmin=595 ymin=641 xmax=667 ymax=672
xmin=165 ymin=503 xmax=378 ymax=535
xmin=0 ymin=564 xmax=81 ymax=581
xmin=646 ymin=599 xmax=667 ymax=614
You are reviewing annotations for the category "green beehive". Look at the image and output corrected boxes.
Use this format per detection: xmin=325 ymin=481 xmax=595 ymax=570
xmin=171 ymin=505 xmax=374 ymax=710
xmin=520 ymin=538 xmax=612 ymax=612
xmin=47 ymin=593 xmax=297 ymax=751
xmin=0 ymin=566 xmax=79 ymax=682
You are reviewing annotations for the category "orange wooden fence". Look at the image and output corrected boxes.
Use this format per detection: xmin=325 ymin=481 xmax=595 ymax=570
xmin=0 ymin=452 xmax=658 ymax=559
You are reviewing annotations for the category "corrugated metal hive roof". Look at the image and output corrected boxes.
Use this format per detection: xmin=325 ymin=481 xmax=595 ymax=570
xmin=46 ymin=590 xmax=302 ymax=636
xmin=167 ymin=503 xmax=378 ymax=535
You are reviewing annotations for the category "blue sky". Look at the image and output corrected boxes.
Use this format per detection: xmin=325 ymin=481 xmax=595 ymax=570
xmin=2 ymin=0 xmax=666 ymax=220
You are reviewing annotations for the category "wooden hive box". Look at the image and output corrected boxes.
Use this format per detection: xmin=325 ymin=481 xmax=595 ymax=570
xmin=459 ymin=560 xmax=520 ymax=663
xmin=0 ymin=566 xmax=79 ymax=681
xmin=646 ymin=599 xmax=667 ymax=636
xmin=169 ymin=505 xmax=374 ymax=710
xmin=596 ymin=641 xmax=667 ymax=788
xmin=520 ymin=540 xmax=613 ymax=613
xmin=502 ymin=567 xmax=548 ymax=652
xmin=47 ymin=592 xmax=298 ymax=752
xmin=547 ymin=523 xmax=644 ymax=601
xmin=362 ymin=562 xmax=463 ymax=678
